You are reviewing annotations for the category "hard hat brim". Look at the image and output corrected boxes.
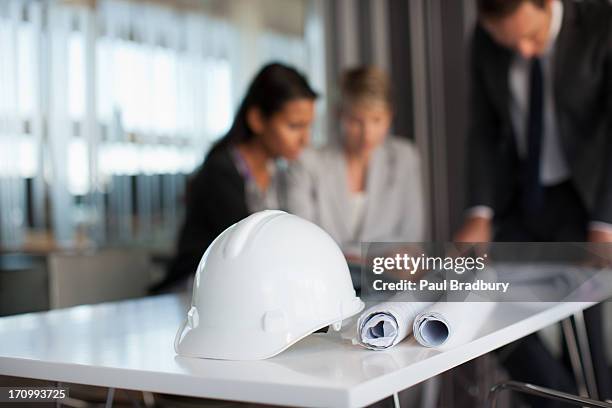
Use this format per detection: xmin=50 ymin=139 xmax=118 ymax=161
xmin=175 ymin=298 xmax=364 ymax=360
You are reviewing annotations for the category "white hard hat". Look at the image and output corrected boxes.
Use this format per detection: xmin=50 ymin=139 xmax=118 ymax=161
xmin=174 ymin=210 xmax=364 ymax=360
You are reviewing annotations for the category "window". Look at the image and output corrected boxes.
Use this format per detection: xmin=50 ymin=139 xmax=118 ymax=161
xmin=0 ymin=0 xmax=320 ymax=250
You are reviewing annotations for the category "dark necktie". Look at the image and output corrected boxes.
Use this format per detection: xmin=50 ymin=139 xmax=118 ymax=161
xmin=523 ymin=57 xmax=544 ymax=216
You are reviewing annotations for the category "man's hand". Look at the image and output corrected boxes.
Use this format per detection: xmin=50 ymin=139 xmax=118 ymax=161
xmin=454 ymin=216 xmax=493 ymax=243
xmin=588 ymin=228 xmax=612 ymax=243
xmin=586 ymin=228 xmax=612 ymax=267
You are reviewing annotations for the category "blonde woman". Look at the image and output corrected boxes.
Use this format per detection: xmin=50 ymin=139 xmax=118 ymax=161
xmin=287 ymin=67 xmax=425 ymax=258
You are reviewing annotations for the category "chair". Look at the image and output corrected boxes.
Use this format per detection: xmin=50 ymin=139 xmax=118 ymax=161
xmin=48 ymin=249 xmax=151 ymax=309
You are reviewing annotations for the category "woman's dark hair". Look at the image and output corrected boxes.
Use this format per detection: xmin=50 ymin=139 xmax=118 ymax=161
xmin=210 ymin=63 xmax=317 ymax=154
xmin=477 ymin=0 xmax=545 ymax=19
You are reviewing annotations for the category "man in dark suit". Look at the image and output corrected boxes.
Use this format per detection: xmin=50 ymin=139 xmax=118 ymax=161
xmin=455 ymin=0 xmax=611 ymax=405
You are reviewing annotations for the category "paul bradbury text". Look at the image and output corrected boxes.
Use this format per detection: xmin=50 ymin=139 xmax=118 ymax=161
xmin=372 ymin=279 xmax=510 ymax=294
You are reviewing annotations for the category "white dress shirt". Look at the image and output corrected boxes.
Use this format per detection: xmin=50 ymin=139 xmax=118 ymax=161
xmin=509 ymin=0 xmax=569 ymax=185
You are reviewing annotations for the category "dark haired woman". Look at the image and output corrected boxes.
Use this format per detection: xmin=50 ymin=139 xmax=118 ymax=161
xmin=152 ymin=63 xmax=317 ymax=292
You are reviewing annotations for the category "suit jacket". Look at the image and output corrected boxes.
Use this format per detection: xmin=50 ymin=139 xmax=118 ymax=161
xmin=287 ymin=137 xmax=426 ymax=253
xmin=467 ymin=0 xmax=612 ymax=223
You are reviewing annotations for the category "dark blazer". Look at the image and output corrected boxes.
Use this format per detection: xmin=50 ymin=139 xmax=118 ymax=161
xmin=151 ymin=142 xmax=249 ymax=292
xmin=467 ymin=0 xmax=612 ymax=224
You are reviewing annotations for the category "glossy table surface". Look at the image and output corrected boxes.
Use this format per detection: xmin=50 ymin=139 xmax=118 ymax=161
xmin=0 ymin=281 xmax=610 ymax=407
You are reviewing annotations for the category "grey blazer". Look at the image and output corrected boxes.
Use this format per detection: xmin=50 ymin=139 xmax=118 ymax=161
xmin=286 ymin=137 xmax=426 ymax=252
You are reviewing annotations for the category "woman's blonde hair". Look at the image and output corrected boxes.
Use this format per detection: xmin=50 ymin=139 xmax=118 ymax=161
xmin=340 ymin=66 xmax=392 ymax=109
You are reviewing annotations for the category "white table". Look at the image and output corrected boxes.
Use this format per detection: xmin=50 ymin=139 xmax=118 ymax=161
xmin=0 ymin=284 xmax=610 ymax=407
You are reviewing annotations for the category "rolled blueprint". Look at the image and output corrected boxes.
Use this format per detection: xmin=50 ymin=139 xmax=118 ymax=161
xmin=355 ymin=301 xmax=433 ymax=350
xmin=413 ymin=296 xmax=495 ymax=349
